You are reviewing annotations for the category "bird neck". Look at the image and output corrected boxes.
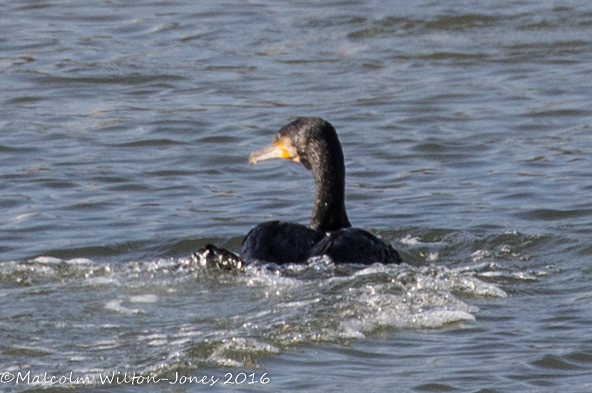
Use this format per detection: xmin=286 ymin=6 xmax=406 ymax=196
xmin=308 ymin=140 xmax=351 ymax=233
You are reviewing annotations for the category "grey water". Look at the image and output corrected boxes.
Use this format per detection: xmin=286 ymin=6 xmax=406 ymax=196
xmin=1 ymin=0 xmax=592 ymax=391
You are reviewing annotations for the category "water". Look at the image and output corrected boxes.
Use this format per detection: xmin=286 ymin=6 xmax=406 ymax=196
xmin=1 ymin=0 xmax=592 ymax=391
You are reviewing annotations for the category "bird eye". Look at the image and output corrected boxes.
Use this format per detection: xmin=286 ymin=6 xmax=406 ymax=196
xmin=274 ymin=135 xmax=280 ymax=143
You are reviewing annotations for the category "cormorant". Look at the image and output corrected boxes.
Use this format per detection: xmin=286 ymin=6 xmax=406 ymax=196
xmin=241 ymin=117 xmax=401 ymax=265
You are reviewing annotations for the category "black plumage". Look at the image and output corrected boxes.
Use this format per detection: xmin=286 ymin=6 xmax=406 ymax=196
xmin=241 ymin=220 xmax=324 ymax=264
xmin=241 ymin=117 xmax=401 ymax=265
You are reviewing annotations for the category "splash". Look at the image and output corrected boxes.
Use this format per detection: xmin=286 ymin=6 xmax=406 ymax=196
xmin=0 ymin=253 xmax=528 ymax=386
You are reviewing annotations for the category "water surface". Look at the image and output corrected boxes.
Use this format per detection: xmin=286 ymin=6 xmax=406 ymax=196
xmin=1 ymin=0 xmax=592 ymax=392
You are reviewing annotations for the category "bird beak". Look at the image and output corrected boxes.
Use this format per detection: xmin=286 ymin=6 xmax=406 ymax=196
xmin=249 ymin=140 xmax=294 ymax=166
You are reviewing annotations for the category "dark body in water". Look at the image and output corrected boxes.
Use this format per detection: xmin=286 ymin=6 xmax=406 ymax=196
xmin=193 ymin=117 xmax=401 ymax=269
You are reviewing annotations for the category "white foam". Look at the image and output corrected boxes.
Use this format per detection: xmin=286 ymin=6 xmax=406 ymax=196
xmin=32 ymin=256 xmax=62 ymax=264
xmin=129 ymin=294 xmax=159 ymax=303
xmin=104 ymin=300 xmax=144 ymax=315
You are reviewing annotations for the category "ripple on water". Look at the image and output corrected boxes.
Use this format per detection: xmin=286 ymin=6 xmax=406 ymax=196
xmin=0 ymin=248 xmax=527 ymax=383
xmin=1 ymin=0 xmax=591 ymax=390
